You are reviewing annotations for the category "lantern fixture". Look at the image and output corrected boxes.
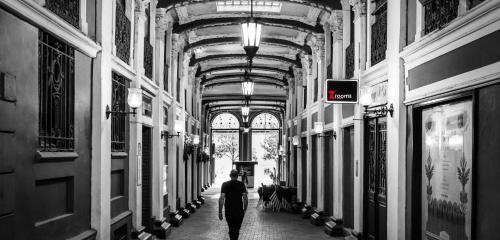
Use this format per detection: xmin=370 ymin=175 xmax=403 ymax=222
xmin=162 ymin=120 xmax=184 ymax=139
xmin=241 ymin=71 xmax=254 ymax=96
xmin=241 ymin=106 xmax=250 ymax=117
xmin=193 ymin=135 xmax=200 ymax=145
xmin=106 ymin=87 xmax=142 ymax=119
xmin=241 ymin=0 xmax=262 ymax=64
xmin=314 ymin=121 xmax=336 ymax=139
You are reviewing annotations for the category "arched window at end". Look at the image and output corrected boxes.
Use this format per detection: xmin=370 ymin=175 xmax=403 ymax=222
xmin=251 ymin=113 xmax=280 ymax=129
xmin=211 ymin=113 xmax=240 ymax=129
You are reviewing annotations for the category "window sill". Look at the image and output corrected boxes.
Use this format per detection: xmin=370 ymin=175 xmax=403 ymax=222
xmin=35 ymin=151 xmax=79 ymax=162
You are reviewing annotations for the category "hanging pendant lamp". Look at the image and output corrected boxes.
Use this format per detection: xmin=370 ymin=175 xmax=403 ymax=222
xmin=241 ymin=0 xmax=262 ymax=66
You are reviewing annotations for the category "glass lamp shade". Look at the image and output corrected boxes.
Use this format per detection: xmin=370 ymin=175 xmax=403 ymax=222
xmin=241 ymin=80 xmax=254 ymax=96
xmin=292 ymin=136 xmax=299 ymax=146
xmin=314 ymin=122 xmax=324 ymax=134
xmin=244 ymin=128 xmax=250 ymax=133
xmin=241 ymin=20 xmax=262 ymax=47
xmin=127 ymin=88 xmax=142 ymax=109
xmin=241 ymin=20 xmax=261 ymax=60
xmin=360 ymin=88 xmax=372 ymax=107
xmin=193 ymin=135 xmax=200 ymax=145
xmin=241 ymin=106 xmax=250 ymax=116
xmin=174 ymin=120 xmax=184 ymax=133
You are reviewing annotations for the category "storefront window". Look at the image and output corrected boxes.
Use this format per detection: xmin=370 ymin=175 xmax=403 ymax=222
xmin=421 ymin=99 xmax=473 ymax=240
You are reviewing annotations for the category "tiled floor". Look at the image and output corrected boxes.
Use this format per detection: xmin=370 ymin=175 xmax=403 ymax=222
xmin=169 ymin=187 xmax=344 ymax=240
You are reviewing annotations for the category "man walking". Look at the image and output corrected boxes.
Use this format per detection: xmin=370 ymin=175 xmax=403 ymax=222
xmin=219 ymin=169 xmax=248 ymax=240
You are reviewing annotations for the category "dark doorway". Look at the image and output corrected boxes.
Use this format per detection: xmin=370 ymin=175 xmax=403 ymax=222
xmin=364 ymin=117 xmax=387 ymax=240
xmin=301 ymin=137 xmax=307 ymax=202
xmin=324 ymin=131 xmax=335 ymax=216
xmin=343 ymin=126 xmax=355 ymax=228
xmin=142 ymin=126 xmax=153 ymax=231
xmin=311 ymin=135 xmax=318 ymax=208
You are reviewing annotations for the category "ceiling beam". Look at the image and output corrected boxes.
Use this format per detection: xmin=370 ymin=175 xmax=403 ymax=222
xmin=201 ymin=73 xmax=287 ymax=86
xmin=203 ymin=80 xmax=286 ymax=88
xmin=172 ymin=17 xmax=324 ymax=34
xmin=157 ymin=0 xmax=341 ymax=13
xmin=202 ymin=94 xmax=286 ymax=102
xmin=190 ymin=54 xmax=301 ymax=67
xmin=198 ymin=64 xmax=292 ymax=77
xmin=185 ymin=37 xmax=312 ymax=55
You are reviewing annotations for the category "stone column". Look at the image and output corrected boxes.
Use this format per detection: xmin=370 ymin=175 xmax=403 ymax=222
xmin=92 ymin=0 xmax=113 ymax=238
xmin=152 ymin=6 xmax=168 ymax=221
xmin=129 ymin=0 xmax=146 ymax=230
xmin=312 ymin=34 xmax=326 ymax=211
xmin=386 ymin=1 xmax=407 ymax=239
xmin=349 ymin=0 xmax=367 ymax=231
xmin=329 ymin=10 xmax=345 ymax=219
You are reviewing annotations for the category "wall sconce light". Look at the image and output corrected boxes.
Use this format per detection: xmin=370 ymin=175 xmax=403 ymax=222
xmin=106 ymin=88 xmax=142 ymax=119
xmin=193 ymin=135 xmax=200 ymax=145
xmin=292 ymin=136 xmax=299 ymax=146
xmin=244 ymin=128 xmax=250 ymax=133
xmin=162 ymin=120 xmax=184 ymax=139
xmin=363 ymin=104 xmax=394 ymax=117
xmin=360 ymin=87 xmax=393 ymax=117
xmin=314 ymin=122 xmax=336 ymax=139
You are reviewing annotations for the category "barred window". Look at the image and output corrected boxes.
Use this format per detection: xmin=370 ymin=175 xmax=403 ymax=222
xmin=111 ymin=72 xmax=129 ymax=152
xmin=45 ymin=0 xmax=79 ymax=28
xmin=38 ymin=30 xmax=75 ymax=152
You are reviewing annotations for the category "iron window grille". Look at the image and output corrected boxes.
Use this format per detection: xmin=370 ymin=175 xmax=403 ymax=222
xmin=39 ymin=30 xmax=75 ymax=152
xmin=45 ymin=0 xmax=79 ymax=28
xmin=111 ymin=72 xmax=129 ymax=152
xmin=115 ymin=0 xmax=131 ymax=64
xmin=370 ymin=0 xmax=387 ymax=66
xmin=421 ymin=0 xmax=459 ymax=35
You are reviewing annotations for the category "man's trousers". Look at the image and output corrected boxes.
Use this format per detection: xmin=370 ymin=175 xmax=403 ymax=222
xmin=225 ymin=213 xmax=244 ymax=240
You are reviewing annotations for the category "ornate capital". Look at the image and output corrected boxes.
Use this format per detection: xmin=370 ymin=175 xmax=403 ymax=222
xmin=341 ymin=0 xmax=351 ymax=10
xmin=329 ymin=11 xmax=343 ymax=41
xmin=312 ymin=35 xmax=325 ymax=61
xmin=300 ymin=54 xmax=313 ymax=75
xmin=155 ymin=8 xmax=170 ymax=33
xmin=188 ymin=67 xmax=197 ymax=86
xmin=349 ymin=0 xmax=367 ymax=19
xmin=134 ymin=0 xmax=146 ymax=13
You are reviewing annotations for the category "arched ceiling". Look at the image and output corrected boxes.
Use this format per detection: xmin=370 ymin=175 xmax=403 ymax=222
xmin=158 ymin=0 xmax=340 ymax=115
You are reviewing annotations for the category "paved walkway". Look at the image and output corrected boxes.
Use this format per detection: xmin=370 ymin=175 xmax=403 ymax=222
xmin=169 ymin=187 xmax=343 ymax=240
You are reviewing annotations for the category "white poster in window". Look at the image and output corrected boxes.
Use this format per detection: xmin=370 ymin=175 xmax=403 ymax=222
xmin=137 ymin=155 xmax=142 ymax=186
xmin=421 ymin=99 xmax=472 ymax=240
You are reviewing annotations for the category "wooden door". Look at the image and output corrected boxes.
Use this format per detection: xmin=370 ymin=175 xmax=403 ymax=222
xmin=343 ymin=126 xmax=355 ymax=228
xmin=142 ymin=126 xmax=153 ymax=231
xmin=311 ymin=135 xmax=318 ymax=208
xmin=324 ymin=131 xmax=335 ymax=216
xmin=364 ymin=117 xmax=387 ymax=240
xmin=0 ymin=24 xmax=93 ymax=239
xmin=301 ymin=137 xmax=307 ymax=202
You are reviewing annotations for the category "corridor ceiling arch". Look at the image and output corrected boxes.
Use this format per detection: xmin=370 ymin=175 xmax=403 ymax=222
xmin=157 ymin=0 xmax=342 ymax=13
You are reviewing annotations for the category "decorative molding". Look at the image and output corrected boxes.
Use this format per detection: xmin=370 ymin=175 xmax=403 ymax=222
xmin=405 ymin=61 xmax=500 ymax=104
xmin=360 ymin=59 xmax=388 ymax=87
xmin=400 ymin=1 xmax=500 ymax=70
xmin=2 ymin=0 xmax=101 ymax=57
xmin=349 ymin=0 xmax=367 ymax=20
xmin=329 ymin=10 xmax=343 ymax=40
